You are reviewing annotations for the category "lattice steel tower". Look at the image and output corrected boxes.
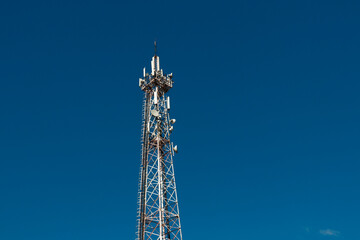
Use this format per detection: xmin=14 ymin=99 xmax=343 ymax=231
xmin=136 ymin=43 xmax=183 ymax=240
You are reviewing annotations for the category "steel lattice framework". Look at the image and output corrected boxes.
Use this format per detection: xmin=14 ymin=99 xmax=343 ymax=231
xmin=136 ymin=46 xmax=183 ymax=240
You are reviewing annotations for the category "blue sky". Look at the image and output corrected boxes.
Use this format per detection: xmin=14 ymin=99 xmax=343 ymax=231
xmin=0 ymin=0 xmax=359 ymax=239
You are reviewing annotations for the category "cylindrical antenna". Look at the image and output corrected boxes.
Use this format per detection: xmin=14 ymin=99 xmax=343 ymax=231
xmin=154 ymin=41 xmax=157 ymax=57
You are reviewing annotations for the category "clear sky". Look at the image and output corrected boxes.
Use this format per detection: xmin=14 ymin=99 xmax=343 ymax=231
xmin=0 ymin=0 xmax=359 ymax=239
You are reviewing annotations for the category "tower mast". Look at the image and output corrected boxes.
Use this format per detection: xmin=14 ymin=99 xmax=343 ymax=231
xmin=137 ymin=44 xmax=183 ymax=240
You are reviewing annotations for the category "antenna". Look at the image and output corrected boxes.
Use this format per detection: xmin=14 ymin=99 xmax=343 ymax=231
xmin=154 ymin=41 xmax=157 ymax=56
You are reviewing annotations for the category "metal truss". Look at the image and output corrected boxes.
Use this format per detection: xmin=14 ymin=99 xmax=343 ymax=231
xmin=136 ymin=47 xmax=183 ymax=240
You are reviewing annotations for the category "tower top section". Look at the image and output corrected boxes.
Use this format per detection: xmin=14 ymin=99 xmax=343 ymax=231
xmin=139 ymin=44 xmax=173 ymax=93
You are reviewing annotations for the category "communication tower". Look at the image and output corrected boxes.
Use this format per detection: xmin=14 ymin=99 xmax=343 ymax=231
xmin=136 ymin=43 xmax=183 ymax=240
